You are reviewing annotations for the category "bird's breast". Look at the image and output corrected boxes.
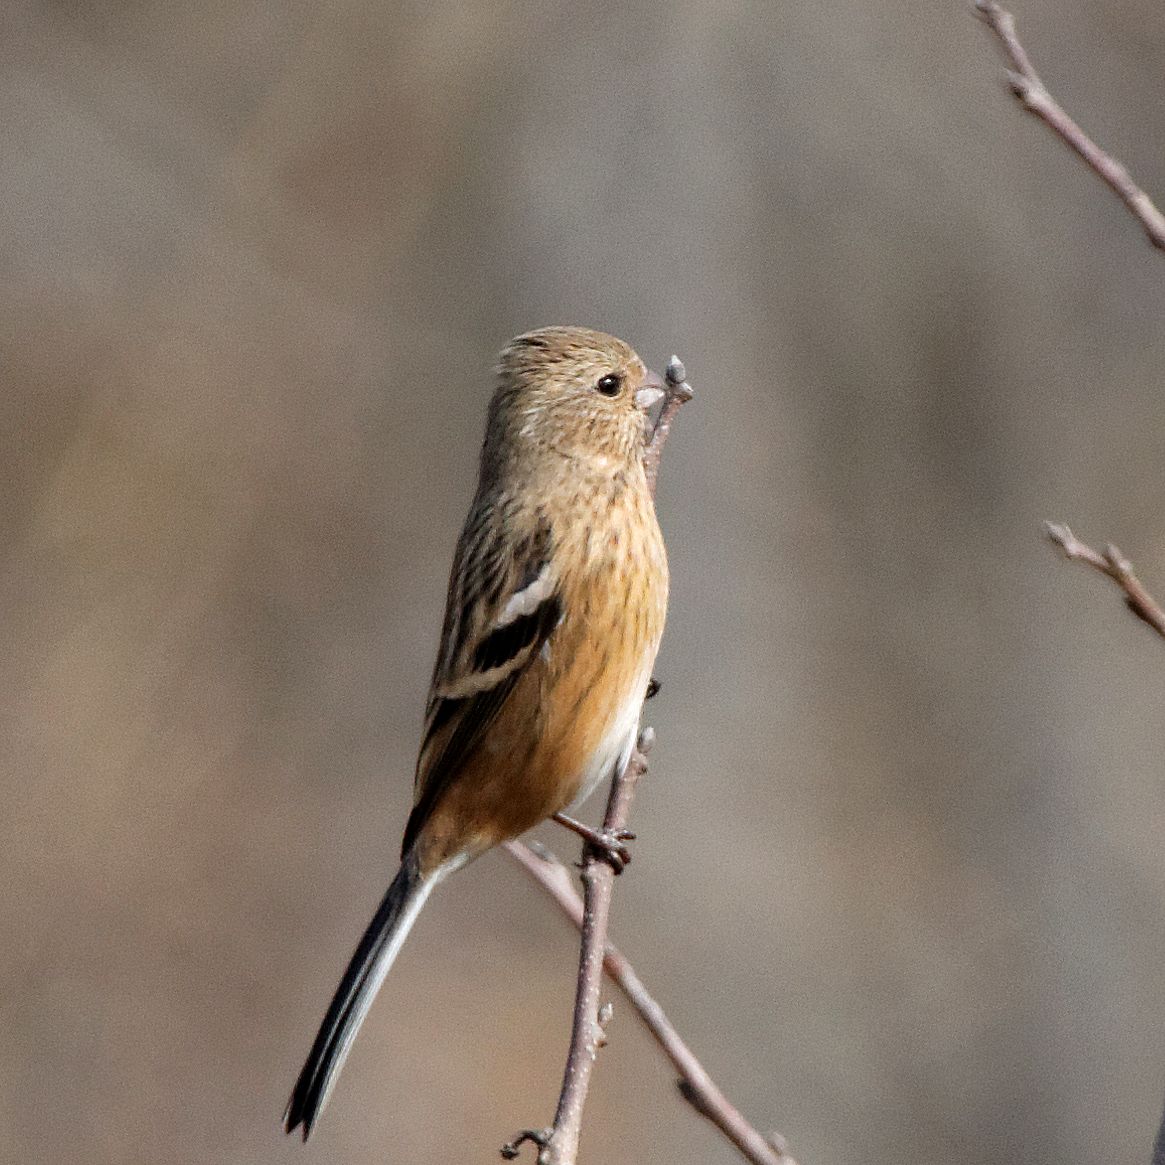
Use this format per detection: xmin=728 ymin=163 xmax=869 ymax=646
xmin=534 ymin=486 xmax=667 ymax=805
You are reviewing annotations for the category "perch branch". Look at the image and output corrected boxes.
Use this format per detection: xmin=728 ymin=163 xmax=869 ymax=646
xmin=502 ymin=358 xmax=694 ymax=1165
xmin=1045 ymin=522 xmax=1165 ymax=639
xmin=974 ymin=1 xmax=1165 ymax=252
xmin=643 ymin=356 xmax=695 ymax=495
xmin=504 ymin=839 xmax=798 ymax=1165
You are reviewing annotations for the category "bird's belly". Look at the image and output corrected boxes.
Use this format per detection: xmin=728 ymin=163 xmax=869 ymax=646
xmin=563 ymin=683 xmax=644 ymax=811
xmin=446 ymin=644 xmax=650 ymax=853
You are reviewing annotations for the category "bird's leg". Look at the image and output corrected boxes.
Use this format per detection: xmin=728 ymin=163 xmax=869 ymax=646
xmin=552 ymin=812 xmax=635 ymax=873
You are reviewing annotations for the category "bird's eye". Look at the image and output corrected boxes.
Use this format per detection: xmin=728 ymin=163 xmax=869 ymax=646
xmin=595 ymin=373 xmax=622 ymax=397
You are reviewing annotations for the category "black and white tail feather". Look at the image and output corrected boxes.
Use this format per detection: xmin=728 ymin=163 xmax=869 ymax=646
xmin=282 ymin=512 xmax=562 ymax=1139
xmin=283 ymin=854 xmax=435 ymax=1140
xmin=283 ymin=507 xmax=560 ymax=1139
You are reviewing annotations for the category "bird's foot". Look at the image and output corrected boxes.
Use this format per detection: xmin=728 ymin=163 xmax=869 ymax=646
xmin=552 ymin=812 xmax=635 ymax=873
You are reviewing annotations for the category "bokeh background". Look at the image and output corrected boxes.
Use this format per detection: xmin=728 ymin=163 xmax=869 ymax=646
xmin=4 ymin=1 xmax=1165 ymax=1162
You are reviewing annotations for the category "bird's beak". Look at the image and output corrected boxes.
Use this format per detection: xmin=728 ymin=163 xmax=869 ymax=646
xmin=634 ymin=369 xmax=665 ymax=410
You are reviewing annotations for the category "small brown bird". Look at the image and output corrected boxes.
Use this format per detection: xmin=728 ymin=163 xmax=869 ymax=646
xmin=283 ymin=326 xmax=671 ymax=1138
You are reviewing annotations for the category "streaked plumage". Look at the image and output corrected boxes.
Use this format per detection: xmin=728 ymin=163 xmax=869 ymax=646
xmin=284 ymin=326 xmax=669 ymax=1139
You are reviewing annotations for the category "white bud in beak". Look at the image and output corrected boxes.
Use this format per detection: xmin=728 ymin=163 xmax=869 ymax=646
xmin=634 ymin=370 xmax=665 ymax=410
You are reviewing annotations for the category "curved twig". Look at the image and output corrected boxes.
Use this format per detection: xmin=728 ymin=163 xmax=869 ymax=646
xmin=974 ymin=1 xmax=1165 ymax=252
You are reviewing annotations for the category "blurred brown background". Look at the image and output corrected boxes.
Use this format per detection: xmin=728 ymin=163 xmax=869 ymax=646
xmin=3 ymin=1 xmax=1165 ymax=1162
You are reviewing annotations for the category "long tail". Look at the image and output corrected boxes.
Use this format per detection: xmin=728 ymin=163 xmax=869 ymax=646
xmin=283 ymin=853 xmax=432 ymax=1140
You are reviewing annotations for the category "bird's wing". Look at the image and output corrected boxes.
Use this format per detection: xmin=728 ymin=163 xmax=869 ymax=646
xmin=402 ymin=505 xmax=560 ymax=857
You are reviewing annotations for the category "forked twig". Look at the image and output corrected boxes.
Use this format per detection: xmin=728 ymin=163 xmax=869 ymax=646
xmin=1045 ymin=522 xmax=1165 ymax=639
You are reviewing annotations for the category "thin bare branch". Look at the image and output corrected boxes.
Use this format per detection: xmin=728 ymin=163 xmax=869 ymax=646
xmin=502 ymin=360 xmax=694 ymax=1164
xmin=504 ymin=839 xmax=798 ymax=1165
xmin=974 ymin=1 xmax=1165 ymax=252
xmin=1045 ymin=522 xmax=1165 ymax=639
xmin=537 ymin=736 xmax=651 ymax=1165
xmin=643 ymin=356 xmax=695 ymax=495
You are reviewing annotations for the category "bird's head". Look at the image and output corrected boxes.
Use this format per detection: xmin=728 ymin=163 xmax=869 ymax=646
xmin=487 ymin=326 xmax=663 ymax=475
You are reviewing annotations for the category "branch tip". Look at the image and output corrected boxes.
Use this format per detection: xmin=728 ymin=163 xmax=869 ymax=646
xmin=1105 ymin=544 xmax=1131 ymax=575
xmin=765 ymin=1131 xmax=790 ymax=1155
xmin=1044 ymin=520 xmax=1077 ymax=555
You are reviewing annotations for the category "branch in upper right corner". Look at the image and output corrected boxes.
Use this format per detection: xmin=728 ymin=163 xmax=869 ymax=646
xmin=973 ymin=1 xmax=1165 ymax=252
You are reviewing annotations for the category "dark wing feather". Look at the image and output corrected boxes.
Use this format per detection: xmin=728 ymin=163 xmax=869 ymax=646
xmin=402 ymin=507 xmax=558 ymax=858
xmin=401 ymin=673 xmax=517 ymax=859
xmin=473 ymin=603 xmax=558 ymax=672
